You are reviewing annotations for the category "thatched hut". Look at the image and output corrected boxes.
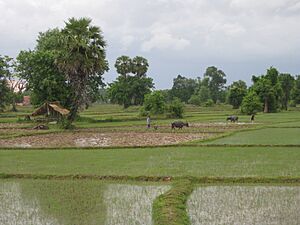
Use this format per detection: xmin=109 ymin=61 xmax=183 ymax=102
xmin=31 ymin=102 xmax=70 ymax=121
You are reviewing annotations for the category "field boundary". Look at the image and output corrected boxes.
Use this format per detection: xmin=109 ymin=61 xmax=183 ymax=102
xmin=2 ymin=142 xmax=300 ymax=150
xmin=153 ymin=179 xmax=193 ymax=225
xmin=1 ymin=174 xmax=300 ymax=184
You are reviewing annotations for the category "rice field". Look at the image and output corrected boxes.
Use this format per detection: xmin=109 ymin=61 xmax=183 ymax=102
xmin=188 ymin=185 xmax=300 ymax=225
xmin=208 ymin=128 xmax=300 ymax=145
xmin=1 ymin=104 xmax=300 ymax=224
xmin=0 ymin=179 xmax=169 ymax=225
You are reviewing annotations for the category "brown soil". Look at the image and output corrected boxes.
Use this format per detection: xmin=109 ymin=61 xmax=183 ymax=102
xmin=0 ymin=131 xmax=212 ymax=148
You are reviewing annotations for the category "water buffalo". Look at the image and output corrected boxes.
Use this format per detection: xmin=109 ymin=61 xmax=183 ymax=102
xmin=226 ymin=116 xmax=238 ymax=122
xmin=171 ymin=121 xmax=189 ymax=129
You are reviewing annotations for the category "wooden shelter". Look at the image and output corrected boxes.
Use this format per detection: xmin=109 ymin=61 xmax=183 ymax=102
xmin=31 ymin=102 xmax=70 ymax=120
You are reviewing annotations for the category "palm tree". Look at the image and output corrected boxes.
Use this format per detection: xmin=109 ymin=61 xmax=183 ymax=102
xmin=56 ymin=17 xmax=109 ymax=123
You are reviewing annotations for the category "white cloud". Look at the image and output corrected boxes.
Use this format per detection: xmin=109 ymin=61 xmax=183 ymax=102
xmin=141 ymin=32 xmax=190 ymax=51
xmin=0 ymin=0 xmax=300 ymax=88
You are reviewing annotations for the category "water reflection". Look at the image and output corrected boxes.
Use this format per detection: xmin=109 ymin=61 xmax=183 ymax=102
xmin=0 ymin=180 xmax=169 ymax=225
xmin=0 ymin=182 xmax=59 ymax=225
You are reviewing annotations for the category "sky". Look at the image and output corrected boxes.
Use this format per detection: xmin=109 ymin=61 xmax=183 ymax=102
xmin=1 ymin=0 xmax=300 ymax=89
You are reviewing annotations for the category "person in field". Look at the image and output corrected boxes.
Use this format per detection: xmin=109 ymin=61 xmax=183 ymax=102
xmin=251 ymin=114 xmax=255 ymax=123
xmin=147 ymin=115 xmax=151 ymax=128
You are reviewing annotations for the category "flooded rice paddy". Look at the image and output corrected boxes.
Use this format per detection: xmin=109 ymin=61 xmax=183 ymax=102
xmin=0 ymin=180 xmax=169 ymax=225
xmin=1 ymin=180 xmax=299 ymax=225
xmin=188 ymin=186 xmax=300 ymax=225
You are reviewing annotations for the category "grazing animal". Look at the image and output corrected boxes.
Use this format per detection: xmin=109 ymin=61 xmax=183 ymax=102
xmin=171 ymin=121 xmax=189 ymax=129
xmin=226 ymin=116 xmax=238 ymax=122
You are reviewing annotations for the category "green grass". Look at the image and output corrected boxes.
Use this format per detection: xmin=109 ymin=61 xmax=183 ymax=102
xmin=208 ymin=128 xmax=300 ymax=145
xmin=153 ymin=179 xmax=193 ymax=225
xmin=1 ymin=146 xmax=300 ymax=178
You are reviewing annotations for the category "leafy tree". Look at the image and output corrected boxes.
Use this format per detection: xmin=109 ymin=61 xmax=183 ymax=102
xmin=170 ymin=75 xmax=198 ymax=103
xmin=0 ymin=56 xmax=11 ymax=111
xmin=291 ymin=75 xmax=300 ymax=104
xmin=279 ymin=73 xmax=295 ymax=110
xmin=55 ymin=18 xmax=109 ymax=122
xmin=108 ymin=56 xmax=153 ymax=108
xmin=188 ymin=94 xmax=201 ymax=106
xmin=252 ymin=67 xmax=282 ymax=113
xmin=167 ymin=97 xmax=184 ymax=118
xmin=17 ymin=18 xmax=108 ymax=125
xmin=227 ymin=80 xmax=247 ymax=109
xmin=141 ymin=91 xmax=165 ymax=115
xmin=241 ymin=91 xmax=263 ymax=115
xmin=198 ymin=85 xmax=211 ymax=104
xmin=17 ymin=50 xmax=71 ymax=107
xmin=204 ymin=66 xmax=227 ymax=103
xmin=0 ymin=55 xmax=26 ymax=111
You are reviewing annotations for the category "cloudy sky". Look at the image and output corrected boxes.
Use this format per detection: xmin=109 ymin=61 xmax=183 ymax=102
xmin=1 ymin=0 xmax=300 ymax=89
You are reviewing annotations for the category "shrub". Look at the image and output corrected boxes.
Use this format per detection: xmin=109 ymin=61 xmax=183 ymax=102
xmin=204 ymin=99 xmax=214 ymax=107
xmin=188 ymin=95 xmax=201 ymax=106
xmin=241 ymin=91 xmax=263 ymax=115
xmin=142 ymin=91 xmax=166 ymax=115
xmin=166 ymin=98 xmax=184 ymax=118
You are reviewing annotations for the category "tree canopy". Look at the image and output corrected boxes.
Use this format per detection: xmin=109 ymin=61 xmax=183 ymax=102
xmin=108 ymin=55 xmax=153 ymax=108
xmin=17 ymin=18 xmax=109 ymax=125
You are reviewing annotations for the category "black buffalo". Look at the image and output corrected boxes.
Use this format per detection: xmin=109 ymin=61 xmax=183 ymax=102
xmin=171 ymin=121 xmax=189 ymax=129
xmin=226 ymin=116 xmax=238 ymax=122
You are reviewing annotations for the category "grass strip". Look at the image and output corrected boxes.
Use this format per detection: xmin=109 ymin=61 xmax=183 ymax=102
xmin=1 ymin=174 xmax=300 ymax=184
xmin=152 ymin=179 xmax=194 ymax=225
xmin=2 ymin=143 xmax=300 ymax=150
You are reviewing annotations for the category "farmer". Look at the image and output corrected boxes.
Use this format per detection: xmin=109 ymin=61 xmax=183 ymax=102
xmin=146 ymin=115 xmax=151 ymax=128
xmin=250 ymin=114 xmax=255 ymax=123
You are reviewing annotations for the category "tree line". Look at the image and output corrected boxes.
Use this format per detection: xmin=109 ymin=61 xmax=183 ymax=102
xmin=1 ymin=18 xmax=300 ymax=127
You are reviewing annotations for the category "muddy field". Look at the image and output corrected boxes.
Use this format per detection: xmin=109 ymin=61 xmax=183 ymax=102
xmin=0 ymin=122 xmax=257 ymax=148
xmin=0 ymin=131 xmax=212 ymax=148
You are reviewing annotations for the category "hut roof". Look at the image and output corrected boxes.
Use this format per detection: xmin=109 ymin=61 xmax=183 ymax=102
xmin=31 ymin=102 xmax=70 ymax=117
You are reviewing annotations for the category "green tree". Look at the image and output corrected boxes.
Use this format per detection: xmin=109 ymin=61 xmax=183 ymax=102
xmin=292 ymin=75 xmax=300 ymax=104
xmin=170 ymin=75 xmax=198 ymax=103
xmin=252 ymin=67 xmax=282 ymax=113
xmin=55 ymin=18 xmax=109 ymax=123
xmin=204 ymin=66 xmax=227 ymax=103
xmin=0 ymin=56 xmax=11 ymax=111
xmin=0 ymin=55 xmax=26 ymax=111
xmin=227 ymin=80 xmax=247 ymax=109
xmin=167 ymin=97 xmax=184 ymax=118
xmin=188 ymin=94 xmax=201 ymax=106
xmin=142 ymin=91 xmax=165 ymax=115
xmin=132 ymin=56 xmax=149 ymax=77
xmin=198 ymin=85 xmax=211 ymax=104
xmin=17 ymin=50 xmax=71 ymax=107
xmin=279 ymin=73 xmax=295 ymax=110
xmin=241 ymin=91 xmax=263 ymax=115
xmin=114 ymin=56 xmax=132 ymax=77
xmin=108 ymin=56 xmax=153 ymax=108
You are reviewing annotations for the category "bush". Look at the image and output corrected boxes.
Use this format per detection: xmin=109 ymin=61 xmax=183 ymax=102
xmin=241 ymin=91 xmax=263 ymax=115
xmin=167 ymin=98 xmax=184 ymax=118
xmin=188 ymin=94 xmax=201 ymax=106
xmin=204 ymin=99 xmax=214 ymax=107
xmin=141 ymin=91 xmax=165 ymax=115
